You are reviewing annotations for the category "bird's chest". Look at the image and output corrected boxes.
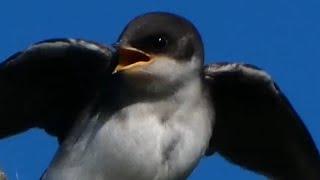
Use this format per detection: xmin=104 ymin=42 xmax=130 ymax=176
xmin=90 ymin=101 xmax=212 ymax=180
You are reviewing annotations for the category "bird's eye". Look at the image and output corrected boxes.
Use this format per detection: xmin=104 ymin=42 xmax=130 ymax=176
xmin=152 ymin=35 xmax=168 ymax=49
xmin=133 ymin=34 xmax=170 ymax=53
xmin=144 ymin=34 xmax=168 ymax=51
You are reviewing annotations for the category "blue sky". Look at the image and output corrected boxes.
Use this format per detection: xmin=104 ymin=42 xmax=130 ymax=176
xmin=0 ymin=0 xmax=319 ymax=179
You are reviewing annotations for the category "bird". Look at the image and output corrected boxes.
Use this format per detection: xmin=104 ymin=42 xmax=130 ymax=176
xmin=0 ymin=12 xmax=319 ymax=180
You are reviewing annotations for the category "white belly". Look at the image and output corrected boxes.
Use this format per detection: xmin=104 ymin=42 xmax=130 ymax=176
xmin=43 ymin=89 xmax=213 ymax=180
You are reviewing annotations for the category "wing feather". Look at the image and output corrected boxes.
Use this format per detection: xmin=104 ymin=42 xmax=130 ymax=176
xmin=204 ymin=63 xmax=320 ymax=179
xmin=0 ymin=39 xmax=117 ymax=142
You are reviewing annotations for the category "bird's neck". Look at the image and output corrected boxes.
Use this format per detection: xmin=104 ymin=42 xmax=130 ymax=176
xmin=104 ymin=73 xmax=205 ymax=113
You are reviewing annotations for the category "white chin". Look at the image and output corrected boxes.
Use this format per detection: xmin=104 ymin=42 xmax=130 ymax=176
xmin=120 ymin=56 xmax=201 ymax=94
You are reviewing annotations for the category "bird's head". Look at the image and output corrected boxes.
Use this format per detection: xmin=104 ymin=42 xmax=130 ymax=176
xmin=113 ymin=12 xmax=204 ymax=95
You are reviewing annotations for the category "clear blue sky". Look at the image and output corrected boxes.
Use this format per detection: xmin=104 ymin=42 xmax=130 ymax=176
xmin=0 ymin=0 xmax=319 ymax=179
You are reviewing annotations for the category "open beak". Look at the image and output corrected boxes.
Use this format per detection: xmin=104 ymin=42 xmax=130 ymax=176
xmin=114 ymin=46 xmax=151 ymax=73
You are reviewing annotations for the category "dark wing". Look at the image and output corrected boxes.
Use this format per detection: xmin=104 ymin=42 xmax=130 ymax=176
xmin=0 ymin=39 xmax=117 ymax=142
xmin=204 ymin=63 xmax=320 ymax=179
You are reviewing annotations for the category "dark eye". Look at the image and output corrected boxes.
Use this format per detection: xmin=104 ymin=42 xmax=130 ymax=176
xmin=151 ymin=35 xmax=168 ymax=49
xmin=144 ymin=34 xmax=168 ymax=50
xmin=133 ymin=34 xmax=170 ymax=53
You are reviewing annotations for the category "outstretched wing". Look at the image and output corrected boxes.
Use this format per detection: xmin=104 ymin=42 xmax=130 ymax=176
xmin=0 ymin=39 xmax=117 ymax=142
xmin=204 ymin=63 xmax=320 ymax=179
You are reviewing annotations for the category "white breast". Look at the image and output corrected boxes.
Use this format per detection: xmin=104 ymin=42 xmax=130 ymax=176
xmin=43 ymin=80 xmax=213 ymax=180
